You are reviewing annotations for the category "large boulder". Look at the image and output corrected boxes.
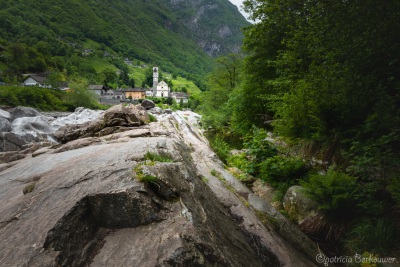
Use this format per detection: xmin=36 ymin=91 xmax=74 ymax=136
xmin=0 ymin=117 xmax=11 ymax=132
xmin=0 ymin=109 xmax=11 ymax=120
xmin=103 ymin=104 xmax=149 ymax=127
xmin=0 ymin=116 xmax=56 ymax=152
xmin=148 ymin=107 xmax=163 ymax=115
xmin=10 ymin=106 xmax=41 ymax=119
xmin=11 ymin=116 xmax=55 ymax=136
xmin=283 ymin=185 xmax=319 ymax=224
xmin=141 ymin=99 xmax=155 ymax=110
xmin=51 ymin=107 xmax=103 ymax=130
xmin=55 ymin=104 xmax=149 ymax=143
xmin=252 ymin=179 xmax=281 ymax=208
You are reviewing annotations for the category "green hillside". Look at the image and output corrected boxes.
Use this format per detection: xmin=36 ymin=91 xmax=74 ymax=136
xmin=0 ymin=0 xmax=249 ymax=87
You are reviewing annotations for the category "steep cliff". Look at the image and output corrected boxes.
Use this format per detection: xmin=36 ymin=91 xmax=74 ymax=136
xmin=167 ymin=0 xmax=250 ymax=56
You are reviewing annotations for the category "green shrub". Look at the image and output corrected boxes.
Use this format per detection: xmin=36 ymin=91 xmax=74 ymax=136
xmin=144 ymin=151 xmax=173 ymax=162
xmin=210 ymin=136 xmax=231 ymax=163
xmin=242 ymin=127 xmax=277 ymax=174
xmin=259 ymin=155 xmax=307 ymax=186
xmin=149 ymin=113 xmax=157 ymax=122
xmin=0 ymin=85 xmax=67 ymax=111
xmin=258 ymin=155 xmax=307 ymax=201
xmin=244 ymin=127 xmax=277 ymax=162
xmin=227 ymin=153 xmax=251 ymax=172
xmin=346 ymin=218 xmax=399 ymax=256
xmin=387 ymin=176 xmax=400 ymax=207
xmin=301 ymin=167 xmax=359 ymax=220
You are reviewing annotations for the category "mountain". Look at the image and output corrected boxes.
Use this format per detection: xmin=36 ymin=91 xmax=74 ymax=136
xmin=0 ymin=0 xmax=249 ymax=84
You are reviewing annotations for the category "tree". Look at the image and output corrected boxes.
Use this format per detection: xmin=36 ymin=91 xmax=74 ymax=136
xmin=198 ymin=54 xmax=243 ymax=129
xmin=67 ymin=78 xmax=99 ymax=110
xmin=101 ymin=68 xmax=117 ymax=87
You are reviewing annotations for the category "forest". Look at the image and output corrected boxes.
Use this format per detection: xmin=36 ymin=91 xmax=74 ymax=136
xmin=198 ymin=0 xmax=400 ymax=257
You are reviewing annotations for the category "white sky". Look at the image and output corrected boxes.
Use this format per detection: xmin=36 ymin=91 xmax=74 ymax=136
xmin=228 ymin=0 xmax=250 ymax=20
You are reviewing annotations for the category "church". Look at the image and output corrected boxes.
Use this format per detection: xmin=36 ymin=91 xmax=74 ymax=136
xmin=151 ymin=67 xmax=170 ymax=98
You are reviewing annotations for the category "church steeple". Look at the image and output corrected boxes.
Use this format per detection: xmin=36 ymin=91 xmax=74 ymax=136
xmin=152 ymin=67 xmax=158 ymax=96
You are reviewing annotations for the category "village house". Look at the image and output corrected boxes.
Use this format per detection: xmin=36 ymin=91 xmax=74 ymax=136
xmin=22 ymin=74 xmax=69 ymax=90
xmin=124 ymin=58 xmax=133 ymax=66
xmin=171 ymin=92 xmax=189 ymax=104
xmin=121 ymin=88 xmax=146 ymax=99
xmin=88 ymin=84 xmax=108 ymax=95
xmin=113 ymin=90 xmax=126 ymax=100
xmin=146 ymin=90 xmax=154 ymax=97
xmin=23 ymin=74 xmax=50 ymax=88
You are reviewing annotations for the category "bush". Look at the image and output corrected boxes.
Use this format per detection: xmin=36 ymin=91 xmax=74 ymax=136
xmin=241 ymin=127 xmax=277 ymax=175
xmin=0 ymin=85 xmax=67 ymax=111
xmin=301 ymin=167 xmax=359 ymax=220
xmin=210 ymin=136 xmax=231 ymax=163
xmin=346 ymin=218 xmax=399 ymax=256
xmin=144 ymin=151 xmax=173 ymax=162
xmin=244 ymin=127 xmax=277 ymax=162
xmin=228 ymin=153 xmax=251 ymax=172
xmin=387 ymin=176 xmax=400 ymax=207
xmin=149 ymin=114 xmax=157 ymax=122
xmin=66 ymin=80 xmax=100 ymax=111
xmin=259 ymin=155 xmax=307 ymax=186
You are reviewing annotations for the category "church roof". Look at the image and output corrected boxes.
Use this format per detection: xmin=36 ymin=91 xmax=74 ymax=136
xmin=157 ymin=81 xmax=168 ymax=86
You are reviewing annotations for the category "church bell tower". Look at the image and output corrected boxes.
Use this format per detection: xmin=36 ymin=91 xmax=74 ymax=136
xmin=153 ymin=67 xmax=158 ymax=96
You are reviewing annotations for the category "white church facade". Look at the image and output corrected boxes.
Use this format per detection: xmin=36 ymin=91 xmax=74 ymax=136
xmin=155 ymin=81 xmax=170 ymax=97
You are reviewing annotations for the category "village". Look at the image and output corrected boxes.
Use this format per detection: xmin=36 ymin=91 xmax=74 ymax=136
xmin=21 ymin=66 xmax=189 ymax=106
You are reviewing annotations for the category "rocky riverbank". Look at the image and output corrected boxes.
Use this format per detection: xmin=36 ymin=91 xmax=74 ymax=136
xmin=0 ymin=104 xmax=322 ymax=267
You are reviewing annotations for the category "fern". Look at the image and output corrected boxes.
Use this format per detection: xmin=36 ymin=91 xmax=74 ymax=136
xmin=301 ymin=167 xmax=359 ymax=220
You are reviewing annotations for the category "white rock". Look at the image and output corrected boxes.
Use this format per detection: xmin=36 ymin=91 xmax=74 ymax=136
xmin=51 ymin=108 xmax=103 ymax=130
xmin=0 ymin=109 xmax=11 ymax=120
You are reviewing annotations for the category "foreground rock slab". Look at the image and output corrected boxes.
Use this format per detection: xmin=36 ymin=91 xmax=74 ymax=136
xmin=0 ymin=110 xmax=320 ymax=267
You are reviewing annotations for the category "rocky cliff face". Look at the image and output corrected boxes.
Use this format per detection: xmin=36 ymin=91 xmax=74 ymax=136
xmin=167 ymin=0 xmax=250 ymax=56
xmin=0 ymin=106 xmax=320 ymax=267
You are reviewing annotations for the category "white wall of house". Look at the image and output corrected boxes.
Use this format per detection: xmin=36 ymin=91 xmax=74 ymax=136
xmin=23 ymin=77 xmax=39 ymax=86
xmin=90 ymin=89 xmax=103 ymax=96
xmin=173 ymin=97 xmax=189 ymax=103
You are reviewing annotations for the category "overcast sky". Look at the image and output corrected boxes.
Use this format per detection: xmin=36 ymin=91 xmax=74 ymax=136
xmin=228 ymin=0 xmax=249 ymax=19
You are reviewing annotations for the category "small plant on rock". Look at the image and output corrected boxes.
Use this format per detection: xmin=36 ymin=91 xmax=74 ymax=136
xmin=144 ymin=151 xmax=173 ymax=162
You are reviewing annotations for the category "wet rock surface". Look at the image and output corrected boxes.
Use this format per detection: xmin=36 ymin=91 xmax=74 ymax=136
xmin=0 ymin=108 xmax=321 ymax=267
xmin=0 ymin=107 xmax=56 ymax=152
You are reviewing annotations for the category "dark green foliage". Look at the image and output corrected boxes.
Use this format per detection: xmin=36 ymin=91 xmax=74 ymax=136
xmin=65 ymin=79 xmax=101 ymax=110
xmin=239 ymin=0 xmax=400 ymax=174
xmin=387 ymin=177 xmax=400 ymax=207
xmin=227 ymin=153 xmax=250 ymax=172
xmin=0 ymin=83 xmax=102 ymax=111
xmin=242 ymin=127 xmax=276 ymax=174
xmin=209 ymin=136 xmax=231 ymax=163
xmin=101 ymin=68 xmax=117 ymax=87
xmin=346 ymin=218 xmax=399 ymax=256
xmin=197 ymin=54 xmax=243 ymax=130
xmin=259 ymin=155 xmax=306 ymax=187
xmin=301 ymin=167 xmax=359 ymax=220
xmin=0 ymin=85 xmax=66 ymax=111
